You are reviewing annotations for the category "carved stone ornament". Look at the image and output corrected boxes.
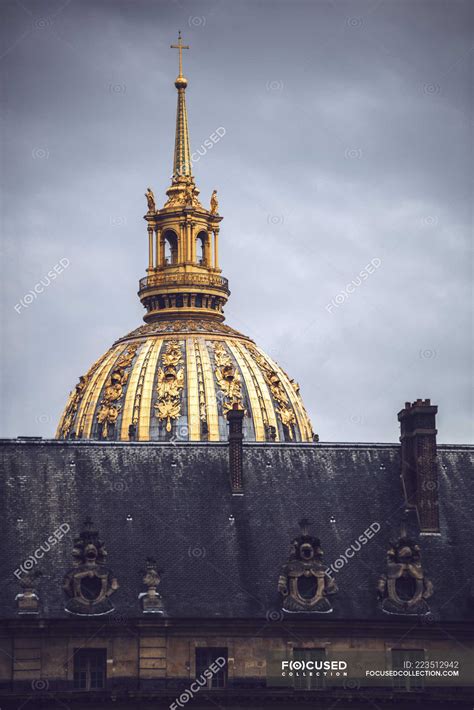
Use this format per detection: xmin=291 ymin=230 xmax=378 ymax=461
xmin=278 ymin=519 xmax=337 ymax=613
xmin=154 ymin=340 xmax=185 ymax=432
xmin=377 ymin=533 xmax=433 ymax=615
xmin=63 ymin=518 xmax=119 ymax=616
xmin=139 ymin=557 xmax=165 ymax=614
xmin=97 ymin=343 xmax=139 ymax=439
xmin=16 ymin=570 xmax=42 ymax=614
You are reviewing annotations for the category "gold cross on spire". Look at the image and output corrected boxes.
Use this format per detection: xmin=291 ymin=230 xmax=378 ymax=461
xmin=171 ymin=31 xmax=189 ymax=78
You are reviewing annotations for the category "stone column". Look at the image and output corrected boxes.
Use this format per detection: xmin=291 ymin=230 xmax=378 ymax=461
xmin=160 ymin=235 xmax=165 ymax=266
xmin=147 ymin=226 xmax=154 ymax=271
xmin=155 ymin=228 xmax=162 ymax=268
xmin=213 ymin=229 xmax=219 ymax=269
xmin=190 ymin=222 xmax=196 ymax=263
xmin=186 ymin=222 xmax=191 ymax=263
xmin=206 ymin=231 xmax=212 ymax=266
xmin=178 ymin=222 xmax=184 ymax=262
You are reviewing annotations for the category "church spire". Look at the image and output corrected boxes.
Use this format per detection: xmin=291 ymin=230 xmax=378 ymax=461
xmin=137 ymin=33 xmax=227 ymax=324
xmin=171 ymin=31 xmax=192 ymax=181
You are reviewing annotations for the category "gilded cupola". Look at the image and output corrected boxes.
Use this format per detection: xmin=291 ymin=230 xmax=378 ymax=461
xmin=56 ymin=33 xmax=314 ymax=444
xmin=139 ymin=31 xmax=226 ymax=324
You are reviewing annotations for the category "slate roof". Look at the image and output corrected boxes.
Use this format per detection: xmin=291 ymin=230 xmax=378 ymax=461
xmin=0 ymin=440 xmax=473 ymax=621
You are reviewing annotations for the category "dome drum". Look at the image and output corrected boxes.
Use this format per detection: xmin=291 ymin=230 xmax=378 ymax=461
xmin=139 ymin=271 xmax=230 ymax=322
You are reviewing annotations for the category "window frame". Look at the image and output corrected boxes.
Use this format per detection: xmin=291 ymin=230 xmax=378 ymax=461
xmin=391 ymin=647 xmax=425 ymax=691
xmin=195 ymin=647 xmax=228 ymax=689
xmin=292 ymin=647 xmax=327 ymax=690
xmin=73 ymin=648 xmax=107 ymax=691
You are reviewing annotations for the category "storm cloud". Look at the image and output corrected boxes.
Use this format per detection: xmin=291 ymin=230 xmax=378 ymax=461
xmin=0 ymin=0 xmax=472 ymax=443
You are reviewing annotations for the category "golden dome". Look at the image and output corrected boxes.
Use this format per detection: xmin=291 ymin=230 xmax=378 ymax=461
xmin=56 ymin=34 xmax=314 ymax=444
xmin=56 ymin=319 xmax=313 ymax=443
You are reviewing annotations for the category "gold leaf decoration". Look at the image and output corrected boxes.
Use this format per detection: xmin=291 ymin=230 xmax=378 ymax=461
xmin=154 ymin=340 xmax=185 ymax=432
xmin=290 ymin=378 xmax=314 ymax=440
xmin=247 ymin=345 xmax=296 ymax=439
xmin=58 ymin=350 xmax=115 ymax=438
xmin=212 ymin=341 xmax=243 ymax=414
xmin=96 ymin=343 xmax=139 ymax=439
xmin=58 ymin=376 xmax=88 ymax=438
xmin=58 ymin=376 xmax=88 ymax=439
xmin=163 ymin=178 xmax=203 ymax=210
xmin=194 ymin=340 xmax=207 ymax=423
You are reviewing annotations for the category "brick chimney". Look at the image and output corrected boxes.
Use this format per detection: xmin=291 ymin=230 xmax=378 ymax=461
xmin=227 ymin=404 xmax=244 ymax=495
xmin=398 ymin=399 xmax=439 ymax=533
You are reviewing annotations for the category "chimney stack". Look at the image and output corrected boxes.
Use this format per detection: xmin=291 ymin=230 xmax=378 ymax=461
xmin=227 ymin=404 xmax=244 ymax=495
xmin=398 ymin=399 xmax=439 ymax=533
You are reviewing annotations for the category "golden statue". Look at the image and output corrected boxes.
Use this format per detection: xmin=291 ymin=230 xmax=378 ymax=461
xmin=145 ymin=187 xmax=156 ymax=213
xmin=184 ymin=181 xmax=194 ymax=207
xmin=210 ymin=189 xmax=219 ymax=215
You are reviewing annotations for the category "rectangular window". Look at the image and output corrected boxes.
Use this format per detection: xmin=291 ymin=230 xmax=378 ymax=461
xmin=195 ymin=647 xmax=228 ymax=689
xmin=73 ymin=649 xmax=107 ymax=691
xmin=391 ymin=648 xmax=425 ymax=691
xmin=293 ymin=648 xmax=327 ymax=690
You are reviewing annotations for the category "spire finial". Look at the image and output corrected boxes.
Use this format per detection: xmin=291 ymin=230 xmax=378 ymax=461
xmin=170 ymin=32 xmax=192 ymax=180
xmin=171 ymin=30 xmax=189 ymax=80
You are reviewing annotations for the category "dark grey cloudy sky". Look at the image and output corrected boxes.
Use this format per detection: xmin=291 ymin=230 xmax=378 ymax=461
xmin=0 ymin=0 xmax=472 ymax=443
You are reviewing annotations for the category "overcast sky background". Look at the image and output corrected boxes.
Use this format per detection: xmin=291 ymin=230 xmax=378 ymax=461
xmin=0 ymin=0 xmax=472 ymax=443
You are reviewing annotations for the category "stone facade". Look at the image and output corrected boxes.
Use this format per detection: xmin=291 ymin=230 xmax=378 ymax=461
xmin=1 ymin=620 xmax=473 ymax=708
